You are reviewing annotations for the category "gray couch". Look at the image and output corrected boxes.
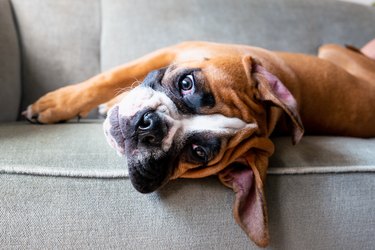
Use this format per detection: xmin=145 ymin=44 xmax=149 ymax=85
xmin=1 ymin=0 xmax=374 ymax=249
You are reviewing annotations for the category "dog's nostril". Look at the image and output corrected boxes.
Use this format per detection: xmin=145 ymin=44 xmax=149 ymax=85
xmin=136 ymin=111 xmax=166 ymax=146
xmin=139 ymin=112 xmax=154 ymax=130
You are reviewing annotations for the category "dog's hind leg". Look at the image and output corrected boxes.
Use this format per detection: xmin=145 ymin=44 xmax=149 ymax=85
xmin=318 ymin=43 xmax=375 ymax=84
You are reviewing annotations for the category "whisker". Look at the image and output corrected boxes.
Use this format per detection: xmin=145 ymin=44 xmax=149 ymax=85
xmin=113 ymin=79 xmax=142 ymax=96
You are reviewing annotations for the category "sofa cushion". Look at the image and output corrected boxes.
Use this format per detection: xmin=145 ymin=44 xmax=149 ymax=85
xmin=10 ymin=0 xmax=102 ymax=113
xmin=269 ymin=136 xmax=375 ymax=174
xmin=0 ymin=172 xmax=373 ymax=249
xmin=0 ymin=0 xmax=21 ymax=121
xmin=101 ymin=0 xmax=375 ymax=70
xmin=0 ymin=122 xmax=374 ymax=249
xmin=0 ymin=121 xmax=125 ymax=177
xmin=1 ymin=122 xmax=374 ymax=178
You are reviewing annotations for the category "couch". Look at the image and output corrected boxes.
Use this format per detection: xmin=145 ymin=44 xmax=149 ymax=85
xmin=1 ymin=0 xmax=374 ymax=249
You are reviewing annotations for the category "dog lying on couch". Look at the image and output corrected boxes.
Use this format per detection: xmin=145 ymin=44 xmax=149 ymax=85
xmin=23 ymin=40 xmax=375 ymax=247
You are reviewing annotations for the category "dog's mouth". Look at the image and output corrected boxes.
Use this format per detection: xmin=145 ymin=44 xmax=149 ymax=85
xmin=126 ymin=149 xmax=177 ymax=193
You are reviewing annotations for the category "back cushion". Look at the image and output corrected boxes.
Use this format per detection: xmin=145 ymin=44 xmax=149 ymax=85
xmin=0 ymin=0 xmax=21 ymax=121
xmin=10 ymin=0 xmax=375 ymax=116
xmin=11 ymin=0 xmax=101 ymax=113
xmin=101 ymin=0 xmax=375 ymax=70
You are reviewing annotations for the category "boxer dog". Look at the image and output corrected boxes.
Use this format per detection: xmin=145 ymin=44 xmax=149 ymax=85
xmin=23 ymin=41 xmax=375 ymax=247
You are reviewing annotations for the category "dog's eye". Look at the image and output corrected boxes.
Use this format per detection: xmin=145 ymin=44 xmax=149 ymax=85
xmin=178 ymin=74 xmax=195 ymax=95
xmin=192 ymin=144 xmax=207 ymax=161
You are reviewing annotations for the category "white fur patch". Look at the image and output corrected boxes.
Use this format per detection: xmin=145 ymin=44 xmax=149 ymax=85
xmin=103 ymin=108 xmax=125 ymax=156
xmin=117 ymin=86 xmax=178 ymax=118
xmin=161 ymin=114 xmax=254 ymax=152
xmin=182 ymin=114 xmax=249 ymax=133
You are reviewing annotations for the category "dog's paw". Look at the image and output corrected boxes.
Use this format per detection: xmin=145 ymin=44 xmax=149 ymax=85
xmin=22 ymin=84 xmax=92 ymax=124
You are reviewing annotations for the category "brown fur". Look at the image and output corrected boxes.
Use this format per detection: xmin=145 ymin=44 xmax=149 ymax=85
xmin=25 ymin=42 xmax=375 ymax=137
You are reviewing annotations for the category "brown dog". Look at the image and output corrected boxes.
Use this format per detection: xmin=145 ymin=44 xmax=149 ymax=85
xmin=23 ymin=41 xmax=375 ymax=247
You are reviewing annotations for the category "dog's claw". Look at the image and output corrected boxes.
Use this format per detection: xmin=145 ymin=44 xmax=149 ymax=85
xmin=22 ymin=106 xmax=45 ymax=124
xmin=22 ymin=106 xmax=38 ymax=124
xmin=24 ymin=115 xmax=42 ymax=125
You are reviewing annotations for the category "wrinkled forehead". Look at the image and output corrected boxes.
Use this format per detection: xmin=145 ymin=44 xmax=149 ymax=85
xmin=166 ymin=55 xmax=255 ymax=123
xmin=174 ymin=56 xmax=250 ymax=96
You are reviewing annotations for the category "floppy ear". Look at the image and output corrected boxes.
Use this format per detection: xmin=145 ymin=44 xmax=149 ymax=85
xmin=243 ymin=56 xmax=304 ymax=144
xmin=218 ymin=151 xmax=270 ymax=248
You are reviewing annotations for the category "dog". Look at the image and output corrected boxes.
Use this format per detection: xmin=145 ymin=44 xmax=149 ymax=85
xmin=23 ymin=41 xmax=375 ymax=247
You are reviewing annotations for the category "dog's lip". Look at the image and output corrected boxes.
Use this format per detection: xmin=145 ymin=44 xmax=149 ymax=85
xmin=114 ymin=107 xmax=127 ymax=141
xmin=104 ymin=105 xmax=126 ymax=154
xmin=128 ymin=163 xmax=172 ymax=193
xmin=133 ymin=163 xmax=159 ymax=180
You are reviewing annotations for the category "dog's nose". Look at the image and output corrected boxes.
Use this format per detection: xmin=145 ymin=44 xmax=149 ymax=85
xmin=137 ymin=111 xmax=166 ymax=146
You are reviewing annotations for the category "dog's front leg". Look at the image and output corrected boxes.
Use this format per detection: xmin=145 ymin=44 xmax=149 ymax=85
xmin=23 ymin=46 xmax=179 ymax=124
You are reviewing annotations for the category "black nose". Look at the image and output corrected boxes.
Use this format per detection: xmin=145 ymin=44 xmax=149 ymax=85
xmin=137 ymin=111 xmax=167 ymax=146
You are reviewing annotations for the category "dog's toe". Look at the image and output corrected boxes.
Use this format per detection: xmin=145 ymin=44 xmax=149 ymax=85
xmin=22 ymin=105 xmax=42 ymax=124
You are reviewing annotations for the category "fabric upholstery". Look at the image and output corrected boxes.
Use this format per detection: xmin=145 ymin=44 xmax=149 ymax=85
xmin=1 ymin=122 xmax=374 ymax=177
xmin=0 ymin=170 xmax=373 ymax=249
xmin=10 ymin=0 xmax=102 ymax=112
xmin=269 ymin=137 xmax=375 ymax=174
xmin=0 ymin=122 xmax=374 ymax=249
xmin=0 ymin=0 xmax=21 ymax=121
xmin=0 ymin=121 xmax=126 ymax=177
xmin=101 ymin=0 xmax=375 ymax=70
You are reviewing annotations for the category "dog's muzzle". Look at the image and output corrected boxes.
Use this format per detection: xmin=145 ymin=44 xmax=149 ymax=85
xmin=104 ymin=104 xmax=174 ymax=193
xmin=103 ymin=83 xmax=179 ymax=193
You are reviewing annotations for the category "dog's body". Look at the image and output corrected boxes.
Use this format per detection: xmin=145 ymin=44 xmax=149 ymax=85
xmin=24 ymin=41 xmax=375 ymax=247
xmin=24 ymin=42 xmax=375 ymax=136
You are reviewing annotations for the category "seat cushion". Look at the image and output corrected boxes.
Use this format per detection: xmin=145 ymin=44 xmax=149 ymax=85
xmin=0 ymin=121 xmax=125 ymax=177
xmin=1 ymin=121 xmax=374 ymax=178
xmin=0 ymin=121 xmax=374 ymax=249
xmin=269 ymin=136 xmax=375 ymax=174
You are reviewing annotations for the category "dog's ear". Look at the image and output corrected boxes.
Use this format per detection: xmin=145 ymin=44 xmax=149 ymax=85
xmin=218 ymin=150 xmax=270 ymax=248
xmin=243 ymin=56 xmax=304 ymax=144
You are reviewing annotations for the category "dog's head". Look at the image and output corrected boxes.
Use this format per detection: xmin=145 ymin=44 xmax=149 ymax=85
xmin=104 ymin=49 xmax=303 ymax=247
